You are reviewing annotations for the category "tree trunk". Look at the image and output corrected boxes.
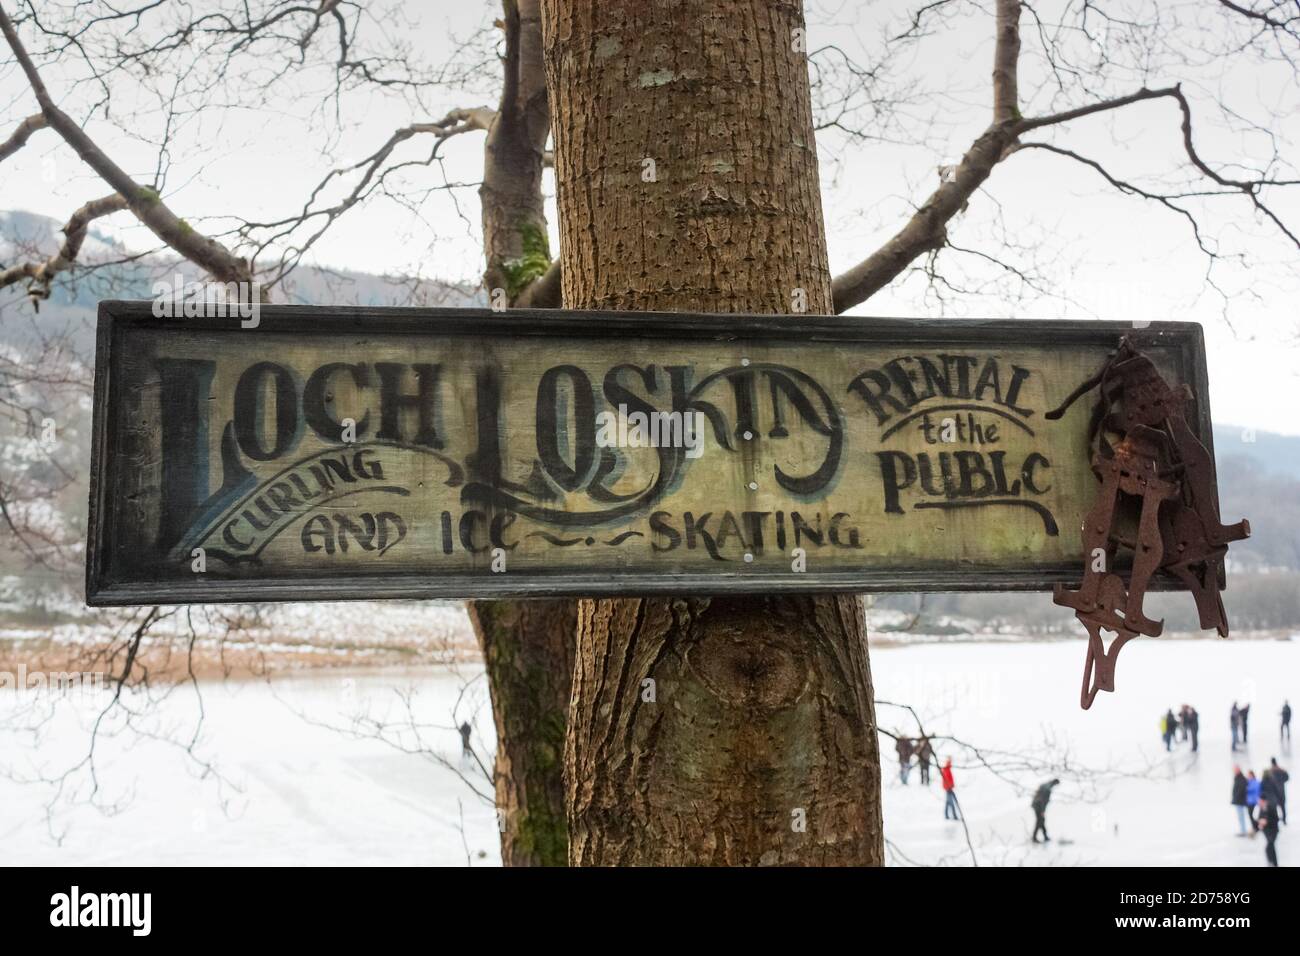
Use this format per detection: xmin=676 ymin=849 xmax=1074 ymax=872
xmin=543 ymin=0 xmax=884 ymax=865
xmin=469 ymin=599 xmax=576 ymax=866
xmin=481 ymin=0 xmax=552 ymax=301
xmin=468 ymin=0 xmax=574 ymax=868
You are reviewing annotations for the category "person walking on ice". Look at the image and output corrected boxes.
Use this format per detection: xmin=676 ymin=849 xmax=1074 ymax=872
xmin=1283 ymin=701 xmax=1292 ymax=742
xmin=941 ymin=757 xmax=960 ymax=821
xmin=896 ymin=734 xmax=914 ymax=785
xmin=459 ymin=721 xmax=473 ymax=761
xmin=1031 ymin=778 xmax=1060 ymax=844
xmin=1233 ymin=767 xmax=1250 ymax=836
xmin=1257 ymin=796 xmax=1280 ymax=867
xmin=1262 ymin=768 xmax=1283 ymax=824
xmin=1264 ymin=759 xmax=1288 ymax=826
xmin=1247 ymin=770 xmax=1262 ymax=829
xmin=916 ymin=736 xmax=934 ymax=786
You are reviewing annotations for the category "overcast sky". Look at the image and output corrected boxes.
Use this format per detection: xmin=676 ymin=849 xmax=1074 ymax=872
xmin=1 ymin=0 xmax=1297 ymax=435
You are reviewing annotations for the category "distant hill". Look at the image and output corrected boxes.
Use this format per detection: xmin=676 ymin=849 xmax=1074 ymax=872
xmin=1214 ymin=425 xmax=1300 ymax=478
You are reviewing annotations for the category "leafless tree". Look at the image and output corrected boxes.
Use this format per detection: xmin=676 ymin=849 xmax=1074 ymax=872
xmin=0 ymin=0 xmax=1296 ymax=864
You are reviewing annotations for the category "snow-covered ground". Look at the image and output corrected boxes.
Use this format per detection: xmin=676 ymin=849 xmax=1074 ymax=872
xmin=1 ymin=637 xmax=1294 ymax=866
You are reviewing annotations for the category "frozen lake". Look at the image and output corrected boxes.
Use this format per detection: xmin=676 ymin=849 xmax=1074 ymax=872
xmin=1 ymin=637 xmax=1294 ymax=866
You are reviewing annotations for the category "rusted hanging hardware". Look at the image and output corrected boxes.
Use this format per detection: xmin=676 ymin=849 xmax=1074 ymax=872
xmin=1046 ymin=338 xmax=1250 ymax=709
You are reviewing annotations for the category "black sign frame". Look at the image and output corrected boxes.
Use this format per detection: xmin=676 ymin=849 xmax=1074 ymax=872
xmin=86 ymin=300 xmax=1216 ymax=605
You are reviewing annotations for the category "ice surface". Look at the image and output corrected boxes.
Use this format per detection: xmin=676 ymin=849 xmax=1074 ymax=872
xmin=874 ymin=637 xmax=1296 ymax=866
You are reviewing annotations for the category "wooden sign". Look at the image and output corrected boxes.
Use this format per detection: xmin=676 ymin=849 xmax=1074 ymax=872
xmin=86 ymin=302 xmax=1217 ymax=605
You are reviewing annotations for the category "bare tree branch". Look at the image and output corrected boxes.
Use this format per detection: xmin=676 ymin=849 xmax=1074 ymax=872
xmin=0 ymin=6 xmax=252 ymax=286
xmin=832 ymin=128 xmax=1017 ymax=313
xmin=831 ymin=3 xmax=1300 ymax=313
xmin=1217 ymin=0 xmax=1300 ymax=35
xmin=992 ymin=0 xmax=1021 ymax=125
xmin=1009 ymin=141 xmax=1217 ymax=254
xmin=0 ymin=193 xmax=128 ymax=302
xmin=1015 ymin=85 xmax=1178 ymax=133
xmin=0 ymin=112 xmax=46 ymax=162
xmin=831 ymin=1 xmax=1025 ymax=312
xmin=234 ymin=107 xmax=494 ymax=285
xmin=1017 ymin=85 xmax=1300 ymax=248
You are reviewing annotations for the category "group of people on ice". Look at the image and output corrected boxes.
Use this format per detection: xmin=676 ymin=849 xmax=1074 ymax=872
xmin=894 ymin=734 xmax=934 ymax=786
xmin=895 ymin=734 xmax=959 ymax=821
xmin=1231 ymin=759 xmax=1288 ymax=867
xmin=1226 ymin=699 xmax=1291 ymax=868
xmin=895 ymin=732 xmax=1054 ymax=840
xmin=1232 ymin=700 xmax=1292 ymax=750
xmin=895 ymin=697 xmax=1293 ymax=862
xmin=1160 ymin=704 xmax=1200 ymax=751
xmin=1157 ymin=699 xmax=1292 ymax=866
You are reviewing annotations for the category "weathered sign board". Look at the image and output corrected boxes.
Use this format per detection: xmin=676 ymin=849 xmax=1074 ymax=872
xmin=86 ymin=302 xmax=1217 ymax=605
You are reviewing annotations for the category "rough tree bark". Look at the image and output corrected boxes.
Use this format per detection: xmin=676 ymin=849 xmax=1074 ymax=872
xmin=468 ymin=599 xmax=576 ymax=866
xmin=543 ymin=0 xmax=884 ymax=865
xmin=480 ymin=0 xmax=553 ymax=302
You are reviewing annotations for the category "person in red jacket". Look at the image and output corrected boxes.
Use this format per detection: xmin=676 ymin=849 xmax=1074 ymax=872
xmin=941 ymin=757 xmax=960 ymax=820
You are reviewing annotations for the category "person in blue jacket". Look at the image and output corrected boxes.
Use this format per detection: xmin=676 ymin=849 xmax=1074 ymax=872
xmin=1246 ymin=770 xmax=1262 ymax=829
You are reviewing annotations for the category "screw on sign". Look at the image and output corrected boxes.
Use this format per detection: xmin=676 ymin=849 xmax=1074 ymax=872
xmin=1048 ymin=338 xmax=1251 ymax=709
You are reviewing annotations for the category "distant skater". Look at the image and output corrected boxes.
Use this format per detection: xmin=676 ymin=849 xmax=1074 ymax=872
xmin=1031 ymin=778 xmax=1060 ymax=844
xmin=1257 ymin=797 xmax=1280 ymax=867
xmin=1233 ymin=767 xmax=1250 ymax=836
xmin=1231 ymin=703 xmax=1242 ymax=752
xmin=1262 ymin=769 xmax=1282 ymax=825
xmin=941 ymin=757 xmax=960 ymax=821
xmin=1247 ymin=770 xmax=1261 ymax=829
xmin=1283 ymin=701 xmax=1292 ymax=742
xmin=916 ymin=736 xmax=934 ymax=786
xmin=1268 ymin=757 xmax=1289 ymax=825
xmin=1241 ymin=704 xmax=1252 ymax=745
xmin=1162 ymin=709 xmax=1176 ymax=752
xmin=1187 ymin=707 xmax=1200 ymax=752
xmin=459 ymin=721 xmax=473 ymax=759
xmin=896 ymin=735 xmax=914 ymax=785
